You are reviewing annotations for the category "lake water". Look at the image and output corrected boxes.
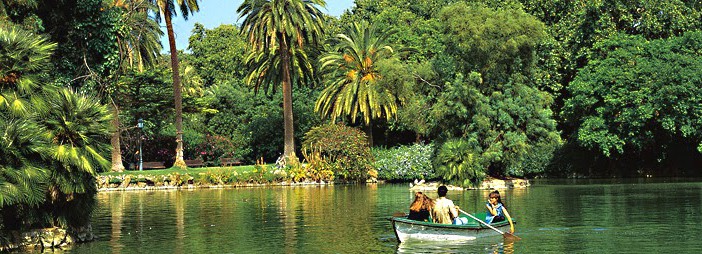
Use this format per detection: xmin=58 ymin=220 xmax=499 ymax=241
xmin=59 ymin=179 xmax=702 ymax=253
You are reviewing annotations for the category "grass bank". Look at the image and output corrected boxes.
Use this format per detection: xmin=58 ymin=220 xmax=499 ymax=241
xmin=100 ymin=165 xmax=256 ymax=177
xmin=96 ymin=164 xmax=297 ymax=190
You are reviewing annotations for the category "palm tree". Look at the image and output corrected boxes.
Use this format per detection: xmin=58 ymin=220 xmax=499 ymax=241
xmin=238 ymin=0 xmax=326 ymax=162
xmin=0 ymin=115 xmax=48 ymax=209
xmin=111 ymin=0 xmax=164 ymax=172
xmin=36 ymin=88 xmax=112 ymax=228
xmin=0 ymin=26 xmax=53 ymax=230
xmin=316 ymin=22 xmax=399 ymax=146
xmin=0 ymin=25 xmax=111 ymax=233
xmin=151 ymin=0 xmax=200 ymax=168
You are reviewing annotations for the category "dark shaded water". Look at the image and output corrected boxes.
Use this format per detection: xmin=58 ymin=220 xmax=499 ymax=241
xmin=55 ymin=179 xmax=702 ymax=253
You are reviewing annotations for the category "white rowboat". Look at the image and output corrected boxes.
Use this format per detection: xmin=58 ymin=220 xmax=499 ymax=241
xmin=389 ymin=212 xmax=514 ymax=243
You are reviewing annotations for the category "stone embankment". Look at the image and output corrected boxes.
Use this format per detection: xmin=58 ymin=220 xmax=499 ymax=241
xmin=409 ymin=177 xmax=530 ymax=192
xmin=1 ymin=225 xmax=94 ymax=252
xmin=95 ymin=175 xmax=337 ymax=191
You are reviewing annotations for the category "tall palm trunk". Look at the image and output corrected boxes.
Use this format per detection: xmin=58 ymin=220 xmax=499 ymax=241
xmin=110 ymin=104 xmax=125 ymax=172
xmin=165 ymin=12 xmax=186 ymax=168
xmin=281 ymin=38 xmax=296 ymax=162
xmin=365 ymin=122 xmax=373 ymax=147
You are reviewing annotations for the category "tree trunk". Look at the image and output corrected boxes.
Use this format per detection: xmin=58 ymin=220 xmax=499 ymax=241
xmin=280 ymin=38 xmax=297 ymax=163
xmin=110 ymin=105 xmax=125 ymax=172
xmin=365 ymin=122 xmax=374 ymax=147
xmin=165 ymin=13 xmax=186 ymax=169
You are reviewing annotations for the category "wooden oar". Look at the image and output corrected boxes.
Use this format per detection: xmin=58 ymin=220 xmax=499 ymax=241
xmin=458 ymin=208 xmax=521 ymax=240
xmin=392 ymin=211 xmax=407 ymax=217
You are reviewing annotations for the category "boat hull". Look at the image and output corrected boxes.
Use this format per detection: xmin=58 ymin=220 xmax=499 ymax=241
xmin=390 ymin=213 xmax=513 ymax=243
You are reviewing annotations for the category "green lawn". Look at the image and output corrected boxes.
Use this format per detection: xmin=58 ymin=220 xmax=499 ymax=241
xmin=99 ymin=165 xmax=259 ymax=177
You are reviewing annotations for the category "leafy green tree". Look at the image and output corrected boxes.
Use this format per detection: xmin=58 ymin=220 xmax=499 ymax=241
xmin=316 ymin=21 xmax=401 ymax=146
xmin=237 ymin=0 xmax=326 ymax=162
xmin=0 ymin=0 xmax=42 ymax=31
xmin=439 ymin=1 xmax=547 ymax=86
xmin=115 ymin=66 xmax=174 ymax=135
xmin=562 ymin=32 xmax=702 ymax=176
xmin=522 ymin=0 xmax=702 ymax=79
xmin=433 ymin=73 xmax=560 ymax=182
xmin=187 ymin=23 xmax=248 ymax=86
xmin=345 ymin=0 xmax=448 ymax=62
xmin=34 ymin=0 xmax=121 ymax=86
xmin=428 ymin=2 xmax=560 ymax=182
xmin=205 ymin=81 xmax=321 ymax=164
xmin=151 ymin=0 xmax=200 ymax=168
xmin=520 ymin=0 xmax=702 ymax=122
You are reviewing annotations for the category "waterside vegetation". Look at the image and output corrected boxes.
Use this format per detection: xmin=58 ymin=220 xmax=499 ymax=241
xmin=3 ymin=0 xmax=702 ymax=250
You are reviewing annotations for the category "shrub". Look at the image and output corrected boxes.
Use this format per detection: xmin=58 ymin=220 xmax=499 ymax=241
xmin=294 ymin=148 xmax=335 ymax=182
xmin=302 ymin=123 xmax=374 ymax=182
xmin=434 ymin=138 xmax=486 ymax=187
xmin=130 ymin=177 xmax=147 ymax=183
xmin=373 ymin=143 xmax=435 ymax=181
xmin=194 ymin=134 xmax=236 ymax=165
xmin=108 ymin=178 xmax=123 ymax=184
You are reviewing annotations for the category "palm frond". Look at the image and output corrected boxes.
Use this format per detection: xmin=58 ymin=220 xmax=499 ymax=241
xmin=315 ymin=21 xmax=400 ymax=124
xmin=238 ymin=0 xmax=326 ymax=92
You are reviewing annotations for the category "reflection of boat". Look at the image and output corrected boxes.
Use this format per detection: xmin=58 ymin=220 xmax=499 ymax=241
xmin=389 ymin=212 xmax=514 ymax=243
xmin=396 ymin=237 xmax=508 ymax=254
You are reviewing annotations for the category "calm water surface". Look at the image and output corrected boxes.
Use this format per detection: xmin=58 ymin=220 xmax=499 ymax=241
xmin=58 ymin=179 xmax=702 ymax=253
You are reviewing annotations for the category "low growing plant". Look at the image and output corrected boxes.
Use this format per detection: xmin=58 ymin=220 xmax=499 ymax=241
xmin=373 ymin=143 xmax=435 ymax=181
xmin=299 ymin=148 xmax=335 ymax=182
xmin=434 ymin=138 xmax=486 ymax=187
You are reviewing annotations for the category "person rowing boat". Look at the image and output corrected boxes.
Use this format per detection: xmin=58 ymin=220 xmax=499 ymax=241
xmin=485 ymin=190 xmax=515 ymax=234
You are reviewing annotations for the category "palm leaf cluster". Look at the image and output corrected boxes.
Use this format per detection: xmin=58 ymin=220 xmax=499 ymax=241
xmin=0 ymin=116 xmax=47 ymax=208
xmin=434 ymin=138 xmax=486 ymax=187
xmin=316 ymin=22 xmax=399 ymax=125
xmin=0 ymin=26 xmax=55 ymax=115
xmin=0 ymin=27 xmax=112 ymax=231
xmin=0 ymin=27 xmax=54 ymax=211
xmin=114 ymin=0 xmax=163 ymax=72
xmin=238 ymin=0 xmax=326 ymax=94
xmin=40 ymin=88 xmax=112 ymax=228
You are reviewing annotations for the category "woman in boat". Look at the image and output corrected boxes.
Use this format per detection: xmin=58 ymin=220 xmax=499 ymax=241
xmin=432 ymin=186 xmax=458 ymax=224
xmin=485 ymin=190 xmax=515 ymax=233
xmin=408 ymin=192 xmax=434 ymax=222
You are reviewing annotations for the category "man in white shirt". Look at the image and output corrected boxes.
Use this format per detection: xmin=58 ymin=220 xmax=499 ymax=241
xmin=432 ymin=185 xmax=458 ymax=224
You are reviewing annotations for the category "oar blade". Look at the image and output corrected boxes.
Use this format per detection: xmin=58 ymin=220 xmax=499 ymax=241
xmin=503 ymin=232 xmax=521 ymax=241
xmin=392 ymin=212 xmax=407 ymax=217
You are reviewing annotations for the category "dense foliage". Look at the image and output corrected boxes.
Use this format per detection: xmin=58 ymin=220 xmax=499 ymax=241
xmin=0 ymin=26 xmax=111 ymax=237
xmin=428 ymin=2 xmax=561 ymax=184
xmin=562 ymin=31 xmax=702 ymax=176
xmin=373 ymin=143 xmax=435 ymax=181
xmin=302 ymin=124 xmax=375 ymax=181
